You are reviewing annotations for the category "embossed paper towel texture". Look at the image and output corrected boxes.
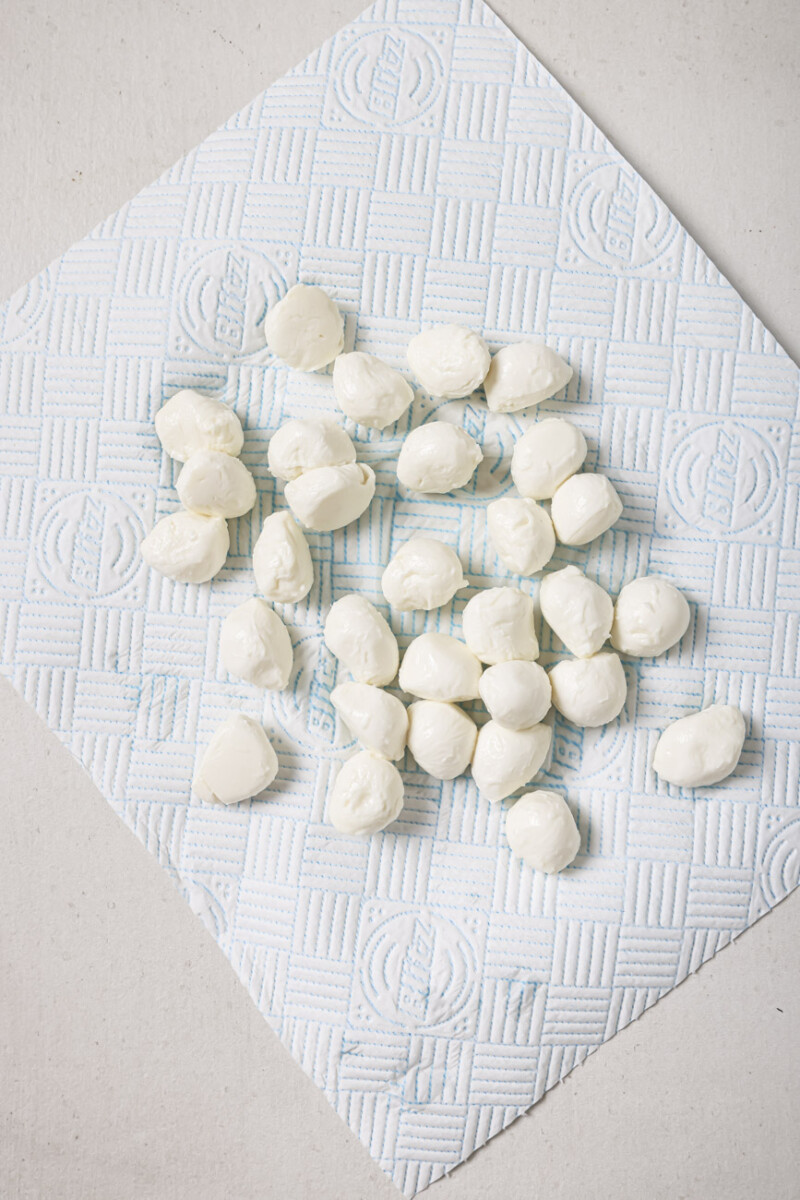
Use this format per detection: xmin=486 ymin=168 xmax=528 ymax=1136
xmin=1 ymin=0 xmax=799 ymax=1194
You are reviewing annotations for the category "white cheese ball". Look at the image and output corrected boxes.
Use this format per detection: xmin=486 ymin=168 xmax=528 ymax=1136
xmin=381 ymin=537 xmax=466 ymax=612
xmin=487 ymin=497 xmax=555 ymax=576
xmin=176 ymin=449 xmax=256 ymax=518
xmin=611 ymin=576 xmax=691 ymax=658
xmin=219 ymin=598 xmax=293 ymax=690
xmin=511 ymin=417 xmax=587 ymax=500
xmin=550 ymin=473 xmax=623 ymax=546
xmin=399 ymin=633 xmax=482 ymax=703
xmin=471 ymin=721 xmax=552 ymax=804
xmin=328 ymin=751 xmax=404 ymax=836
xmin=252 ymin=511 xmax=313 ymax=604
xmin=539 ymin=565 xmax=613 ymax=658
xmin=406 ymin=323 xmax=490 ymax=399
xmin=193 ymin=713 xmax=278 ymax=805
xmin=284 ymin=462 xmax=375 ymax=532
xmin=653 ymin=704 xmax=746 ymax=788
xmin=331 ymin=682 xmax=408 ymax=761
xmin=264 ymin=283 xmax=344 ymax=371
xmin=407 ymin=700 xmax=477 ymax=780
xmin=267 ymin=418 xmax=356 ymax=482
xmin=396 ymin=422 xmax=483 ymax=494
xmin=548 ymin=652 xmax=627 ymax=727
xmin=332 ymin=351 xmax=413 ymax=429
xmin=324 ymin=595 xmax=399 ymax=686
xmin=506 ymin=790 xmax=581 ymax=873
xmin=154 ymin=389 xmax=244 ymax=463
xmin=478 ymin=660 xmax=552 ymax=731
xmin=484 ymin=342 xmax=573 ymax=414
xmin=141 ymin=511 xmax=229 ymax=584
xmin=462 ymin=587 xmax=539 ymax=665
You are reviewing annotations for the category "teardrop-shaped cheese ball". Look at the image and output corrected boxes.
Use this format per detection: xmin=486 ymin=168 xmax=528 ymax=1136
xmin=264 ymin=283 xmax=344 ymax=371
xmin=396 ymin=422 xmax=483 ymax=494
xmin=506 ymin=790 xmax=581 ymax=873
xmin=141 ymin=511 xmax=229 ymax=583
xmin=653 ymin=704 xmax=745 ymax=788
xmin=267 ymin=418 xmax=356 ymax=482
xmin=381 ymin=537 xmax=467 ymax=612
xmin=284 ymin=462 xmax=375 ymax=532
xmin=155 ymin=389 xmax=244 ymax=463
xmin=407 ymin=700 xmax=477 ymax=780
xmin=511 ymin=417 xmax=587 ymax=500
xmin=324 ymin=595 xmax=399 ymax=686
xmin=252 ymin=511 xmax=313 ymax=604
xmin=328 ymin=751 xmax=404 ymax=836
xmin=478 ymin=660 xmax=552 ymax=730
xmin=220 ymin=598 xmax=293 ymax=690
xmin=399 ymin=633 xmax=482 ymax=703
xmin=176 ymin=450 xmax=256 ymax=518
xmin=539 ymin=565 xmax=613 ymax=658
xmin=471 ymin=721 xmax=552 ymax=803
xmin=484 ymin=342 xmax=573 ymax=414
xmin=548 ymin=652 xmax=627 ymax=727
xmin=611 ymin=576 xmax=691 ymax=658
xmin=550 ymin=474 xmax=623 ymax=546
xmin=487 ymin=497 xmax=555 ymax=576
xmin=407 ymin=324 xmax=490 ymax=399
xmin=462 ymin=587 xmax=539 ymax=665
xmin=331 ymin=681 xmax=408 ymax=761
xmin=193 ymin=713 xmax=278 ymax=805
xmin=332 ymin=352 xmax=413 ymax=429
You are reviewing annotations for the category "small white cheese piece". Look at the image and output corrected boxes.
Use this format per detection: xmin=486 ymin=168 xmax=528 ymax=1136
xmin=284 ymin=462 xmax=375 ymax=532
xmin=511 ymin=418 xmax=587 ymax=500
xmin=548 ymin=652 xmax=627 ymax=727
xmin=487 ymin=497 xmax=555 ymax=576
xmin=332 ymin=352 xmax=413 ymax=429
xmin=407 ymin=700 xmax=477 ymax=780
xmin=478 ymin=660 xmax=552 ymax=730
xmin=483 ymin=342 xmax=573 ymax=414
xmin=406 ymin=323 xmax=490 ymax=399
xmin=506 ymin=790 xmax=580 ymax=873
xmin=328 ymin=751 xmax=404 ymax=836
xmin=550 ymin=473 xmax=623 ymax=546
xmin=220 ymin=598 xmax=293 ymax=690
xmin=264 ymin=283 xmax=344 ymax=371
xmin=331 ymin=682 xmax=408 ymax=761
xmin=396 ymin=422 xmax=483 ymax=494
xmin=653 ymin=704 xmax=746 ymax=788
xmin=539 ymin=565 xmax=613 ymax=658
xmin=471 ymin=721 xmax=552 ymax=803
xmin=193 ymin=713 xmax=278 ymax=805
xmin=267 ymin=418 xmax=356 ymax=482
xmin=141 ymin=511 xmax=229 ymax=584
xmin=399 ymin=633 xmax=482 ymax=703
xmin=176 ymin=449 xmax=256 ymax=518
xmin=462 ymin=587 xmax=539 ymax=665
xmin=611 ymin=576 xmax=691 ymax=658
xmin=154 ymin=389 xmax=244 ymax=463
xmin=381 ymin=537 xmax=467 ymax=612
xmin=252 ymin=511 xmax=313 ymax=605
xmin=324 ymin=595 xmax=399 ymax=686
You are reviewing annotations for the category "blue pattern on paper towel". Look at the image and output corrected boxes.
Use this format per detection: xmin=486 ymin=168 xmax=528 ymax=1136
xmin=2 ymin=1 xmax=800 ymax=1193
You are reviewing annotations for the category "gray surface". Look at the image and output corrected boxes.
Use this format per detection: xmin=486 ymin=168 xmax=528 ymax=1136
xmin=1 ymin=1 xmax=799 ymax=1197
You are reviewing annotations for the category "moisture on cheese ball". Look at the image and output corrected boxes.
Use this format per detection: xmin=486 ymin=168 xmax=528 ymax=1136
xmin=406 ymin=323 xmax=490 ymax=399
xmin=539 ymin=565 xmax=613 ymax=658
xmin=284 ymin=462 xmax=375 ymax=531
xmin=399 ymin=633 xmax=482 ymax=703
xmin=155 ymin=389 xmax=244 ymax=463
xmin=483 ymin=342 xmax=572 ymax=414
xmin=471 ymin=720 xmax=552 ymax=803
xmin=267 ymin=418 xmax=356 ymax=482
xmin=176 ymin=450 xmax=256 ymax=519
xmin=330 ymin=682 xmax=408 ymax=761
xmin=478 ymin=660 xmax=552 ymax=730
xmin=381 ymin=536 xmax=467 ymax=612
xmin=332 ymin=351 xmax=413 ymax=429
xmin=653 ymin=704 xmax=745 ymax=788
xmin=396 ymin=421 xmax=483 ymax=493
xmin=324 ymin=595 xmax=399 ymax=686
xmin=220 ymin=597 xmax=293 ymax=690
xmin=406 ymin=700 xmax=477 ymax=780
xmin=487 ymin=497 xmax=555 ymax=576
xmin=141 ymin=510 xmax=229 ymax=584
xmin=550 ymin=473 xmax=623 ymax=546
xmin=548 ymin=651 xmax=627 ymax=727
xmin=264 ymin=283 xmax=344 ymax=371
xmin=327 ymin=751 xmax=404 ymax=836
xmin=611 ymin=576 xmax=690 ymax=658
xmin=510 ymin=417 xmax=587 ymax=500
xmin=193 ymin=713 xmax=278 ymax=805
xmin=462 ymin=587 xmax=539 ymax=665
xmin=252 ymin=511 xmax=313 ymax=604
xmin=505 ymin=790 xmax=581 ymax=873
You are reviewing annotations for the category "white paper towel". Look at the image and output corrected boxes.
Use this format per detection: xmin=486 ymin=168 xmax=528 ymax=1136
xmin=1 ymin=0 xmax=799 ymax=1193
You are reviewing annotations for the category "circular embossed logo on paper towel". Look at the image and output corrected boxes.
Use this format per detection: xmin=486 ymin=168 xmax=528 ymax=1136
xmin=35 ymin=488 xmax=145 ymax=600
xmin=565 ymin=160 xmax=680 ymax=272
xmin=0 ymin=271 xmax=51 ymax=348
xmin=332 ymin=29 xmax=445 ymax=130
xmin=757 ymin=817 xmax=800 ymax=911
xmin=177 ymin=245 xmax=288 ymax=359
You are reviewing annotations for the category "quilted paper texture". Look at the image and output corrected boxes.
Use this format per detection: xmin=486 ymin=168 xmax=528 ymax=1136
xmin=2 ymin=0 xmax=800 ymax=1194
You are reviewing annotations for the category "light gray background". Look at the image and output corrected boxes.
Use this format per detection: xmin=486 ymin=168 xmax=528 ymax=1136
xmin=1 ymin=1 xmax=799 ymax=1197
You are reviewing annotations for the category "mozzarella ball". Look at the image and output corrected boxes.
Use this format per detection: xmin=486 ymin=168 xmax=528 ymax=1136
xmin=487 ymin=497 xmax=555 ymax=576
xmin=399 ymin=633 xmax=482 ymax=703
xmin=406 ymin=323 xmax=490 ymax=399
xmin=324 ymin=595 xmax=399 ymax=686
xmin=264 ymin=283 xmax=343 ymax=371
xmin=551 ymin=473 xmax=623 ymax=546
xmin=506 ymin=790 xmax=580 ymax=873
xmin=219 ymin=598 xmax=293 ymax=690
xmin=141 ymin=511 xmax=229 ymax=584
xmin=193 ymin=713 xmax=278 ymax=805
xmin=396 ymin=422 xmax=483 ymax=494
xmin=484 ymin=342 xmax=573 ymax=414
xmin=252 ymin=511 xmax=313 ymax=604
xmin=511 ymin=417 xmax=587 ymax=500
xmin=381 ymin=537 xmax=466 ymax=612
xmin=471 ymin=721 xmax=552 ymax=804
xmin=284 ymin=462 xmax=375 ymax=531
xmin=267 ymin=418 xmax=355 ymax=482
xmin=611 ymin=576 xmax=691 ymax=658
xmin=539 ymin=565 xmax=613 ymax=658
xmin=155 ymin=389 xmax=244 ymax=463
xmin=407 ymin=700 xmax=477 ymax=780
xmin=462 ymin=587 xmax=539 ymax=665
xmin=331 ymin=682 xmax=408 ymax=761
xmin=653 ymin=704 xmax=746 ymax=788
xmin=176 ymin=449 xmax=256 ymax=518
xmin=478 ymin=660 xmax=552 ymax=730
xmin=548 ymin=652 xmax=627 ymax=727
xmin=328 ymin=751 xmax=404 ymax=836
xmin=332 ymin=351 xmax=413 ymax=429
